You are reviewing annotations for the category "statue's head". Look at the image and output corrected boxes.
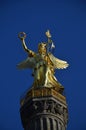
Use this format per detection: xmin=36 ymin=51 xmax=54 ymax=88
xmin=38 ymin=42 xmax=47 ymax=54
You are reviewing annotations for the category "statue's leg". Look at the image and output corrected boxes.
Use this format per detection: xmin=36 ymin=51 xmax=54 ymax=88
xmin=33 ymin=66 xmax=45 ymax=87
xmin=39 ymin=66 xmax=46 ymax=87
xmin=33 ymin=68 xmax=40 ymax=88
xmin=43 ymin=67 xmax=51 ymax=87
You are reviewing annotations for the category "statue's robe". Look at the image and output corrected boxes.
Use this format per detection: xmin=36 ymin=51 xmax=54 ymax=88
xmin=17 ymin=53 xmax=69 ymax=92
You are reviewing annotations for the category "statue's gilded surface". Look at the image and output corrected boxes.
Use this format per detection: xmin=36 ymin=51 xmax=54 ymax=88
xmin=17 ymin=30 xmax=69 ymax=93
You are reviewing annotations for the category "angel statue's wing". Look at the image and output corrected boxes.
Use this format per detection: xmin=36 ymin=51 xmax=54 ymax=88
xmin=48 ymin=53 xmax=69 ymax=69
xmin=17 ymin=57 xmax=36 ymax=69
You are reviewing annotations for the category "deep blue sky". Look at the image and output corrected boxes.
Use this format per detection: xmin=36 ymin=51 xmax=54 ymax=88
xmin=0 ymin=0 xmax=86 ymax=130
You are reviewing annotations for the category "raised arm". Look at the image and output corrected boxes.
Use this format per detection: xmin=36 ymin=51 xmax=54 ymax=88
xmin=18 ymin=32 xmax=35 ymax=57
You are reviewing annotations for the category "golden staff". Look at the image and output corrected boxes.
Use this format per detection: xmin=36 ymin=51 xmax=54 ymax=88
xmin=45 ymin=30 xmax=55 ymax=53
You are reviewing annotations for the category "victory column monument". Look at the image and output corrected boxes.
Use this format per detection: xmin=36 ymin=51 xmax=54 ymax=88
xmin=18 ymin=30 xmax=69 ymax=130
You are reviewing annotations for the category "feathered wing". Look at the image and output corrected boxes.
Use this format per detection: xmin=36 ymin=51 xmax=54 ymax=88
xmin=17 ymin=57 xmax=36 ymax=69
xmin=48 ymin=53 xmax=69 ymax=69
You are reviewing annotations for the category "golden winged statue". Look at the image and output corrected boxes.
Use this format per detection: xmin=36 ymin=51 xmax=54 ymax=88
xmin=17 ymin=31 xmax=69 ymax=93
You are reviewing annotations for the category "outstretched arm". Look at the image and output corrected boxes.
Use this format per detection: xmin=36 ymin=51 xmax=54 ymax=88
xmin=21 ymin=38 xmax=35 ymax=57
xmin=18 ymin=32 xmax=35 ymax=57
